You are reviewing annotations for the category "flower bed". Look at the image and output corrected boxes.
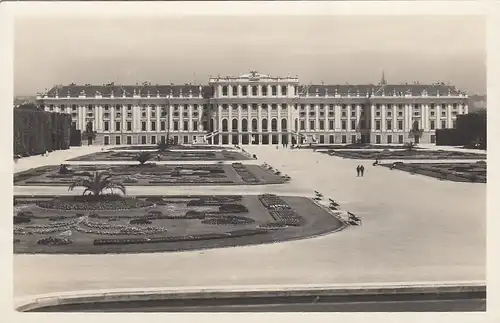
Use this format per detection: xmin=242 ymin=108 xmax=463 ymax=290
xmin=326 ymin=150 xmax=486 ymax=160
xmin=37 ymin=237 xmax=72 ymax=245
xmin=381 ymin=162 xmax=487 ymax=183
xmin=258 ymin=194 xmax=302 ymax=226
xmin=36 ymin=196 xmax=154 ymax=211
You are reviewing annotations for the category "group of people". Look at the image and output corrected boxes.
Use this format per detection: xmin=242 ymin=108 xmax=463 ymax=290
xmin=356 ymin=165 xmax=365 ymax=177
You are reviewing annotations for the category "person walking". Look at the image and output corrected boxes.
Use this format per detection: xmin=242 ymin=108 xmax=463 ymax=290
xmin=356 ymin=165 xmax=361 ymax=177
xmin=360 ymin=165 xmax=365 ymax=177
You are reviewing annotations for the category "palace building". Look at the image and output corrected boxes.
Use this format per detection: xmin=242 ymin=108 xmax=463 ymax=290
xmin=36 ymin=71 xmax=469 ymax=146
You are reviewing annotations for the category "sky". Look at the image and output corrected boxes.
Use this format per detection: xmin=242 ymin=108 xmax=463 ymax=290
xmin=14 ymin=15 xmax=486 ymax=96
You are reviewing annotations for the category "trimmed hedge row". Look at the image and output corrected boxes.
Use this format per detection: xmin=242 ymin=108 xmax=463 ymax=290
xmin=14 ymin=109 xmax=71 ymax=156
xmin=93 ymin=229 xmax=266 ymax=245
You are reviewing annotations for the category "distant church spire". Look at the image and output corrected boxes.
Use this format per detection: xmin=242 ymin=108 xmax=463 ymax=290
xmin=380 ymin=70 xmax=387 ymax=85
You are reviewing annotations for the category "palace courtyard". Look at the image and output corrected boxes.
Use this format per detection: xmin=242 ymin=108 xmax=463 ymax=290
xmin=13 ymin=144 xmax=486 ymax=302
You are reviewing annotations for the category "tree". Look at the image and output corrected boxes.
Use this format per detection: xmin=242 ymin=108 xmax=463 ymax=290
xmin=68 ymin=171 xmax=126 ymax=196
xmin=156 ymin=137 xmax=169 ymax=152
xmin=135 ymin=151 xmax=152 ymax=165
xmin=408 ymin=120 xmax=423 ymax=144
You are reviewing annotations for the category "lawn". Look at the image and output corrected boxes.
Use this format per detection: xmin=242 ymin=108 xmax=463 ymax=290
xmin=13 ymin=194 xmax=345 ymax=254
xmin=379 ymin=161 xmax=486 ymax=183
xmin=69 ymin=150 xmax=251 ymax=162
xmin=14 ymin=163 xmax=287 ymax=186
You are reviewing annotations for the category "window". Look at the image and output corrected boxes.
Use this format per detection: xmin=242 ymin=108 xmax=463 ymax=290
xmin=387 ymin=120 xmax=392 ymax=130
xmin=441 ymin=120 xmax=446 ymax=129
xmin=104 ymin=121 xmax=109 ymax=131
xmin=431 ymin=135 xmax=436 ymax=143
xmin=281 ymin=86 xmax=287 ymax=96
xmin=309 ymin=120 xmax=315 ymax=130
xmin=342 ymin=135 xmax=347 ymax=143
xmin=127 ymin=136 xmax=132 ymax=144
xmin=430 ymin=120 xmax=435 ymax=130
xmin=300 ymin=120 xmax=305 ymax=130
xmin=341 ymin=120 xmax=347 ymax=130
xmin=398 ymin=120 xmax=403 ymax=130
xmin=252 ymin=86 xmax=258 ymax=96
xmin=141 ymin=122 xmax=146 ymax=131
xmin=141 ymin=136 xmax=147 ymax=144
xmin=351 ymin=111 xmax=356 ymax=117
xmin=319 ymin=120 xmax=325 ymax=130
xmin=150 ymin=136 xmax=156 ymax=144
xmin=319 ymin=135 xmax=325 ymax=144
xmin=115 ymin=136 xmax=121 ymax=145
xmin=387 ymin=135 xmax=392 ymax=144
xmin=398 ymin=135 xmax=404 ymax=144
xmin=72 ymin=105 xmax=77 ymax=111
xmin=262 ymin=86 xmax=268 ymax=96
xmin=351 ymin=120 xmax=356 ymax=130
xmin=242 ymin=86 xmax=248 ymax=96
xmin=127 ymin=121 xmax=132 ymax=131
xmin=272 ymin=86 xmax=277 ymax=96
xmin=351 ymin=135 xmax=357 ymax=144
xmin=161 ymin=121 xmax=166 ymax=131
xmin=174 ymin=121 xmax=179 ymax=131
xmin=222 ymin=86 xmax=228 ymax=96
xmin=183 ymin=121 xmax=188 ymax=131
xmin=329 ymin=120 xmax=335 ymax=130
xmin=193 ymin=121 xmax=198 ymax=131
xmin=329 ymin=135 xmax=334 ymax=143
xmin=232 ymin=86 xmax=238 ymax=96
xmin=452 ymin=120 xmax=456 ymax=128
xmin=150 ymin=121 xmax=156 ymax=131
xmin=127 ymin=104 xmax=132 ymax=110
xmin=104 ymin=136 xmax=109 ymax=145
xmin=375 ymin=135 xmax=381 ymax=144
xmin=375 ymin=120 xmax=381 ymax=130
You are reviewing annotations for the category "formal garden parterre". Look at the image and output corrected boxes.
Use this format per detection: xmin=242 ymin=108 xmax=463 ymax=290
xmin=14 ymin=163 xmax=287 ymax=186
xmin=13 ymin=194 xmax=344 ymax=254
xmin=69 ymin=149 xmax=251 ymax=162
xmin=380 ymin=161 xmax=486 ymax=183
xmin=110 ymin=145 xmax=235 ymax=151
xmin=322 ymin=149 xmax=486 ymax=160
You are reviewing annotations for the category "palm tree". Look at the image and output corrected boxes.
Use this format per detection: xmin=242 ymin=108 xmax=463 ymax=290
xmin=135 ymin=151 xmax=152 ymax=165
xmin=68 ymin=171 xmax=126 ymax=196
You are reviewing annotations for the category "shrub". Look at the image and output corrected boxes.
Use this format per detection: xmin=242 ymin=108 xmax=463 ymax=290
xmin=17 ymin=211 xmax=33 ymax=217
xmin=13 ymin=216 xmax=31 ymax=224
xmin=218 ymin=204 xmax=249 ymax=213
xmin=130 ymin=218 xmax=152 ymax=225
xmin=185 ymin=210 xmax=207 ymax=219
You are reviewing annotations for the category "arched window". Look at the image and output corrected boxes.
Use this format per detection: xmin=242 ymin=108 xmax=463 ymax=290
xmin=271 ymin=86 xmax=277 ymax=96
xmin=242 ymin=86 xmax=248 ymax=96
xmin=261 ymin=85 xmax=268 ymax=96
xmin=281 ymin=86 xmax=287 ymax=96
xmin=232 ymin=86 xmax=238 ymax=96
xmin=252 ymin=118 xmax=258 ymax=131
xmin=281 ymin=118 xmax=288 ymax=131
xmin=252 ymin=86 xmax=258 ymax=96
xmin=261 ymin=118 xmax=268 ymax=131
xmin=241 ymin=118 xmax=248 ymax=132
xmin=222 ymin=118 xmax=228 ymax=132
xmin=271 ymin=118 xmax=278 ymax=132
xmin=232 ymin=118 xmax=238 ymax=132
xmin=222 ymin=86 xmax=228 ymax=96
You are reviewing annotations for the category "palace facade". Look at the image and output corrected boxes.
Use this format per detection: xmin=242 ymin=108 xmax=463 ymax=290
xmin=36 ymin=71 xmax=469 ymax=145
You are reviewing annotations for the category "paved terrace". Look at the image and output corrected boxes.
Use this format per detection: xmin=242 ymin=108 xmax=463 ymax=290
xmin=13 ymin=145 xmax=486 ymax=299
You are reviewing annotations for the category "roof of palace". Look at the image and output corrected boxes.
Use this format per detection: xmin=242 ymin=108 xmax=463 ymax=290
xmin=41 ymin=82 xmax=465 ymax=98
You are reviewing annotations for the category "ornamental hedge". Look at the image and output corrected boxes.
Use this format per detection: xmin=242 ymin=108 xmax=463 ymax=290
xmin=13 ymin=109 xmax=71 ymax=156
